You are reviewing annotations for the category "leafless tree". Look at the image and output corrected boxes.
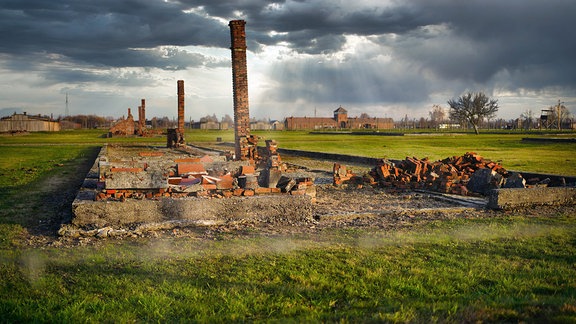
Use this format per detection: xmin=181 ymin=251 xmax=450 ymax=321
xmin=429 ymin=105 xmax=446 ymax=129
xmin=448 ymin=92 xmax=499 ymax=135
xmin=221 ymin=114 xmax=233 ymax=124
xmin=549 ymin=100 xmax=571 ymax=129
xmin=520 ymin=109 xmax=535 ymax=130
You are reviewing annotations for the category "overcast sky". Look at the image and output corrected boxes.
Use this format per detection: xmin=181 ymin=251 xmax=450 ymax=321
xmin=1 ymin=0 xmax=575 ymax=121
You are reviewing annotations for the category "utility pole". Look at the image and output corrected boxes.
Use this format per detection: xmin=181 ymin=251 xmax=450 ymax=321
xmin=65 ymin=93 xmax=69 ymax=116
xmin=557 ymin=100 xmax=563 ymax=130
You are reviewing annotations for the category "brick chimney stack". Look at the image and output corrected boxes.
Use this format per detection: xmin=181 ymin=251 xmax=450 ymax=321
xmin=177 ymin=80 xmax=185 ymax=142
xmin=138 ymin=106 xmax=142 ymax=134
xmin=229 ymin=20 xmax=250 ymax=160
xmin=141 ymin=99 xmax=146 ymax=133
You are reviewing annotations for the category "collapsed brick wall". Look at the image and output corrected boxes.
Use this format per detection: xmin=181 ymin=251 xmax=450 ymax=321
xmin=229 ymin=20 xmax=251 ymax=160
xmin=109 ymin=108 xmax=135 ymax=136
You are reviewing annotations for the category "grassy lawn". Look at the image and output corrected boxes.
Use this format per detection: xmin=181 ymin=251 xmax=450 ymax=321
xmin=1 ymin=217 xmax=576 ymax=322
xmin=188 ymin=129 xmax=576 ymax=175
xmin=1 ymin=129 xmax=575 ymax=322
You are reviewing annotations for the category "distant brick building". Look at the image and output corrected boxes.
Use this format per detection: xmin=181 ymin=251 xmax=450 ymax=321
xmin=0 ymin=112 xmax=61 ymax=132
xmin=284 ymin=106 xmax=394 ymax=130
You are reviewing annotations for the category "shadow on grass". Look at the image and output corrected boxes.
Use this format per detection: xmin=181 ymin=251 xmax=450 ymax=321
xmin=0 ymin=146 xmax=101 ymax=241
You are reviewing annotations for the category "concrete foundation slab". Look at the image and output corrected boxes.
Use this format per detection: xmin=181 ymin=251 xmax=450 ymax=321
xmin=72 ymin=195 xmax=313 ymax=228
xmin=488 ymin=187 xmax=576 ymax=210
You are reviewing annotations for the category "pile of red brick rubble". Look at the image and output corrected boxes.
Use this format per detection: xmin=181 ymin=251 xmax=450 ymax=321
xmin=334 ymin=152 xmax=530 ymax=196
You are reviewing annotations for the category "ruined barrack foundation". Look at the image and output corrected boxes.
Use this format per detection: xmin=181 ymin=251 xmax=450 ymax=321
xmin=71 ymin=142 xmax=318 ymax=229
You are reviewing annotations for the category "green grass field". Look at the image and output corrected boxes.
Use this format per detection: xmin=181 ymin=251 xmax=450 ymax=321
xmin=1 ymin=129 xmax=575 ymax=322
xmin=191 ymin=129 xmax=576 ymax=175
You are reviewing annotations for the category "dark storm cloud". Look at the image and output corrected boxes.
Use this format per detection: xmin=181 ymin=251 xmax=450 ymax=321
xmin=392 ymin=0 xmax=576 ymax=88
xmin=185 ymin=0 xmax=427 ymax=53
xmin=227 ymin=0 xmax=574 ymax=104
xmin=2 ymin=0 xmax=573 ymax=85
xmin=0 ymin=0 xmax=229 ymax=70
xmin=0 ymin=0 xmax=574 ymax=116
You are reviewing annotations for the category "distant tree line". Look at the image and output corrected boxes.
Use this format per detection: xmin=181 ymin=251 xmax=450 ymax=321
xmin=59 ymin=115 xmax=113 ymax=129
xmin=58 ymin=94 xmax=572 ymax=132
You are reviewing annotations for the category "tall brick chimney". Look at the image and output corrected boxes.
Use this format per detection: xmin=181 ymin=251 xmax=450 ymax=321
xmin=141 ymin=99 xmax=146 ymax=133
xmin=137 ymin=106 xmax=143 ymax=135
xmin=229 ymin=20 xmax=250 ymax=160
xmin=177 ymin=80 xmax=185 ymax=142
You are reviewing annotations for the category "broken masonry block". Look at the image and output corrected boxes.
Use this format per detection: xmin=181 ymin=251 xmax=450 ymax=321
xmin=238 ymin=174 xmax=258 ymax=189
xmin=263 ymin=168 xmax=282 ymax=188
xmin=502 ymin=172 xmax=526 ymax=189
xmin=277 ymin=176 xmax=297 ymax=192
xmin=467 ymin=168 xmax=503 ymax=195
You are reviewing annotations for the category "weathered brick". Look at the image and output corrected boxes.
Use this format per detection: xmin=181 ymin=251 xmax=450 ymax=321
xmin=255 ymin=187 xmax=271 ymax=195
xmin=202 ymin=184 xmax=217 ymax=190
xmin=217 ymin=174 xmax=235 ymax=190
xmin=168 ymin=177 xmax=182 ymax=185
xmin=240 ymin=165 xmax=255 ymax=175
xmin=177 ymin=163 xmax=206 ymax=176
xmin=175 ymin=158 xmax=201 ymax=163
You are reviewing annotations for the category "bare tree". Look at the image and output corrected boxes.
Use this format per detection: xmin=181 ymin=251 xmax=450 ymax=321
xmin=520 ymin=109 xmax=535 ymax=130
xmin=221 ymin=114 xmax=233 ymax=124
xmin=429 ymin=104 xmax=445 ymax=129
xmin=448 ymin=92 xmax=499 ymax=135
xmin=550 ymin=100 xmax=570 ymax=130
